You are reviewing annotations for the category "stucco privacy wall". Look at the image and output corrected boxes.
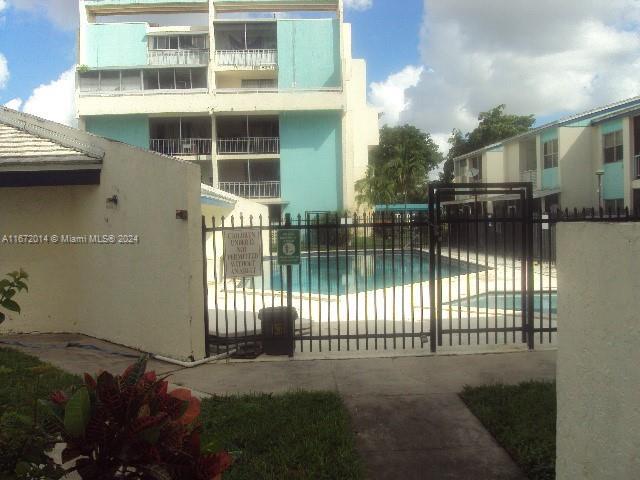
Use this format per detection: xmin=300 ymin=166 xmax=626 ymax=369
xmin=556 ymin=222 xmax=640 ymax=479
xmin=0 ymin=128 xmax=205 ymax=361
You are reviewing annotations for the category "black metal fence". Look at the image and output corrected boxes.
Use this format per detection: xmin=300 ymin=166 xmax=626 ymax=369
xmin=203 ymin=198 xmax=640 ymax=358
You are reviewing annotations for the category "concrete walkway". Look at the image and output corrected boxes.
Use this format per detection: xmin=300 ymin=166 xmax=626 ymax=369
xmin=1 ymin=334 xmax=556 ymax=480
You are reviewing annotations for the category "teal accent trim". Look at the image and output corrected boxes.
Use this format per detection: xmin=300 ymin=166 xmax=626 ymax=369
xmin=375 ymin=204 xmax=429 ymax=212
xmin=540 ymin=128 xmax=558 ymax=143
xmin=566 ymin=119 xmax=591 ymax=127
xmin=603 ymin=162 xmax=624 ymax=200
xmin=280 ymin=111 xmax=342 ymax=214
xmin=487 ymin=146 xmax=503 ymax=152
xmin=600 ymin=119 xmax=623 ymax=135
xmin=542 ymin=167 xmax=559 ymax=190
xmin=84 ymin=23 xmax=148 ymax=68
xmin=85 ymin=115 xmax=149 ymax=149
xmin=277 ymin=19 xmax=341 ymax=89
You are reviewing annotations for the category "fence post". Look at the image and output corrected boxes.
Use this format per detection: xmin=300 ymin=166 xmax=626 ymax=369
xmin=202 ymin=216 xmax=211 ymax=358
xmin=428 ymin=186 xmax=437 ymax=353
xmin=526 ymin=186 xmax=535 ymax=350
xmin=285 ymin=214 xmax=293 ymax=312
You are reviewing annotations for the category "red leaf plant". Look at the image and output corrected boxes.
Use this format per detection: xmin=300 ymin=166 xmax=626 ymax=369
xmin=42 ymin=356 xmax=232 ymax=479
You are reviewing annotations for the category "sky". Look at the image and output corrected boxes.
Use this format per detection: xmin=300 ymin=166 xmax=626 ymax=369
xmin=1 ymin=0 xmax=640 ymax=154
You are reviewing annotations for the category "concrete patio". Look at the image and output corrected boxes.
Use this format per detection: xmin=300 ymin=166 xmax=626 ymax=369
xmin=0 ymin=333 xmax=556 ymax=480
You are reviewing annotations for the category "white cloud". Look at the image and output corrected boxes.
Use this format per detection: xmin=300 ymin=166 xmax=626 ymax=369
xmin=369 ymin=65 xmax=423 ymax=126
xmin=9 ymin=0 xmax=78 ymax=30
xmin=344 ymin=0 xmax=373 ymax=11
xmin=4 ymin=98 xmax=22 ymax=110
xmin=0 ymin=0 xmax=7 ymax=12
xmin=20 ymin=67 xmax=76 ymax=126
xmin=0 ymin=53 xmax=7 ymax=90
xmin=397 ymin=0 xmax=640 ymax=142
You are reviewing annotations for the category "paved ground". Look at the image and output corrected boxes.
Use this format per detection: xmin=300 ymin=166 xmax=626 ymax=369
xmin=1 ymin=333 xmax=556 ymax=480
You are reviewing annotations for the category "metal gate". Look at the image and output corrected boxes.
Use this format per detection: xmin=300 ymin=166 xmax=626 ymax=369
xmin=203 ymin=183 xmax=557 ymax=358
xmin=203 ymin=212 xmax=434 ymax=357
xmin=427 ymin=182 xmax=551 ymax=351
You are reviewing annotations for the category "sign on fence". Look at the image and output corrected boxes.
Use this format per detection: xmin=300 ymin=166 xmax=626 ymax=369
xmin=278 ymin=229 xmax=301 ymax=265
xmin=223 ymin=229 xmax=263 ymax=278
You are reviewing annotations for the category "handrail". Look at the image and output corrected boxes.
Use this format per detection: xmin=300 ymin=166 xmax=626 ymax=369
xmin=216 ymin=137 xmax=280 ymax=155
xmin=218 ymin=181 xmax=281 ymax=199
xmin=148 ymin=49 xmax=209 ymax=66
xmin=214 ymin=49 xmax=277 ymax=68
xmin=150 ymin=138 xmax=212 ymax=156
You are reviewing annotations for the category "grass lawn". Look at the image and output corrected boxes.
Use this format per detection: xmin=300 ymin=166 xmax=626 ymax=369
xmin=460 ymin=381 xmax=556 ymax=480
xmin=0 ymin=347 xmax=363 ymax=480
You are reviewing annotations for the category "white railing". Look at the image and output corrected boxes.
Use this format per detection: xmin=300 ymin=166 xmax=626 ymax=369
xmin=148 ymin=49 xmax=209 ymax=66
xmin=218 ymin=181 xmax=281 ymax=199
xmin=150 ymin=138 xmax=212 ymax=156
xmin=216 ymin=137 xmax=280 ymax=155
xmin=214 ymin=49 xmax=277 ymax=68
xmin=520 ymin=170 xmax=538 ymax=184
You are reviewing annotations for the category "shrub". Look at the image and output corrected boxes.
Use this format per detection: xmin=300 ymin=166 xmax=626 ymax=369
xmin=41 ymin=356 xmax=232 ymax=479
xmin=0 ymin=269 xmax=29 ymax=325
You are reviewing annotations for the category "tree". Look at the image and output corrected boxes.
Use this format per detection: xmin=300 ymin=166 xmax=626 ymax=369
xmin=440 ymin=105 xmax=535 ymax=182
xmin=356 ymin=125 xmax=443 ymax=207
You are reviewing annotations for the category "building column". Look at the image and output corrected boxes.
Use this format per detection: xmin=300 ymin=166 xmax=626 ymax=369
xmin=210 ymin=115 xmax=219 ymax=187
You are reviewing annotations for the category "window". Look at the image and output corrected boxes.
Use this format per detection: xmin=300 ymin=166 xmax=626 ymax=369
xmin=100 ymin=71 xmax=120 ymax=91
xmin=143 ymin=69 xmax=160 ymax=90
xmin=159 ymin=69 xmax=175 ymax=89
xmin=79 ymin=71 xmax=99 ymax=92
xmin=241 ymin=79 xmax=277 ymax=89
xmin=121 ymin=70 xmax=141 ymax=91
xmin=604 ymin=198 xmax=624 ymax=212
xmin=603 ymin=130 xmax=623 ymax=164
xmin=469 ymin=155 xmax=482 ymax=179
xmin=454 ymin=159 xmax=467 ymax=177
xmin=543 ymin=139 xmax=558 ymax=169
xmin=175 ymin=69 xmax=191 ymax=89
xmin=190 ymin=68 xmax=207 ymax=89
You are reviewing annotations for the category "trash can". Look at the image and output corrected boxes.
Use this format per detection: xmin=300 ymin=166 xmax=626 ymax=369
xmin=259 ymin=306 xmax=297 ymax=357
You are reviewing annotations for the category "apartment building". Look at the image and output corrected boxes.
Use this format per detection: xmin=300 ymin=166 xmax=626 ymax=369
xmin=453 ymin=96 xmax=640 ymax=213
xmin=76 ymin=0 xmax=379 ymax=217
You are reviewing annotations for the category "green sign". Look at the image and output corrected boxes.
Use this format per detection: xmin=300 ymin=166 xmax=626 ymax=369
xmin=278 ymin=229 xmax=301 ymax=265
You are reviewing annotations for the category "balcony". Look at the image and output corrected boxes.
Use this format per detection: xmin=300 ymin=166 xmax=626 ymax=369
xmin=216 ymin=137 xmax=280 ymax=155
xmin=148 ymin=49 xmax=209 ymax=66
xmin=214 ymin=49 xmax=277 ymax=69
xmin=150 ymin=138 xmax=212 ymax=156
xmin=520 ymin=170 xmax=538 ymax=185
xmin=218 ymin=181 xmax=281 ymax=199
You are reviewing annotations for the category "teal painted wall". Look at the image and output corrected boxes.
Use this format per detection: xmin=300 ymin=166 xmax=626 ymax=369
xmin=542 ymin=167 xmax=559 ymax=190
xmin=85 ymin=115 xmax=150 ymax=149
xmin=540 ymin=128 xmax=558 ymax=143
xmin=280 ymin=111 xmax=342 ymax=214
xmin=601 ymin=118 xmax=623 ymax=135
xmin=603 ymin=162 xmax=624 ymax=200
xmin=277 ymin=19 xmax=341 ymax=89
xmin=84 ymin=23 xmax=148 ymax=68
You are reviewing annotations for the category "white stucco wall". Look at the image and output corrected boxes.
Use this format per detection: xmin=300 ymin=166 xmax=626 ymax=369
xmin=0 ymin=129 xmax=206 ymax=362
xmin=558 ymin=127 xmax=595 ymax=209
xmin=556 ymin=222 xmax=640 ymax=479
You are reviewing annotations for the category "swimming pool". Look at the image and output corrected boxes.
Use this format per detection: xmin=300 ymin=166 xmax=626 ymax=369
xmin=266 ymin=250 xmax=483 ymax=295
xmin=447 ymin=291 xmax=557 ymax=315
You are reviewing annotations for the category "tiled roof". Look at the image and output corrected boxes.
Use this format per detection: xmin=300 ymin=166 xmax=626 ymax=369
xmin=0 ymin=107 xmax=103 ymax=167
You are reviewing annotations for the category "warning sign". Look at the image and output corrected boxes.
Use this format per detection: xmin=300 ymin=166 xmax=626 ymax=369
xmin=278 ymin=229 xmax=301 ymax=266
xmin=223 ymin=229 xmax=263 ymax=278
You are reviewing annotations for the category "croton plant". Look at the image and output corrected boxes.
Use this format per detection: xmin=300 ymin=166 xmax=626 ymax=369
xmin=41 ymin=356 xmax=232 ymax=479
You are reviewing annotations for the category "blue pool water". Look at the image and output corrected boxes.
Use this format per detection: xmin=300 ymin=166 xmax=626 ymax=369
xmin=267 ymin=250 xmax=482 ymax=295
xmin=448 ymin=292 xmax=557 ymax=315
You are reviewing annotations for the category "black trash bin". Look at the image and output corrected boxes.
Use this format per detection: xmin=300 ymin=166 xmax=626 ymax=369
xmin=259 ymin=306 xmax=298 ymax=357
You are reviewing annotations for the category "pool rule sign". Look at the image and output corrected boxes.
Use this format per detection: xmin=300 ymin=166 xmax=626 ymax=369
xmin=222 ymin=229 xmax=263 ymax=278
xmin=277 ymin=229 xmax=301 ymax=265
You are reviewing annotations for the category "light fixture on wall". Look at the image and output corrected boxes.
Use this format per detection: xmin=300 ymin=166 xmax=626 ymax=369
xmin=596 ymin=169 xmax=605 ymax=211
xmin=106 ymin=195 xmax=119 ymax=209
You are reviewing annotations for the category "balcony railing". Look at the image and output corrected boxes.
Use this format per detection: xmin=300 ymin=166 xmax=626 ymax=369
xmin=218 ymin=181 xmax=281 ymax=199
xmin=150 ymin=138 xmax=212 ymax=156
xmin=520 ymin=170 xmax=538 ymax=184
xmin=214 ymin=49 xmax=277 ymax=68
xmin=148 ymin=49 xmax=209 ymax=66
xmin=216 ymin=137 xmax=280 ymax=155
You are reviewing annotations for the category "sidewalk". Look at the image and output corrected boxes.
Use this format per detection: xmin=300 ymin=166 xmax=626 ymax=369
xmin=1 ymin=333 xmax=556 ymax=480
